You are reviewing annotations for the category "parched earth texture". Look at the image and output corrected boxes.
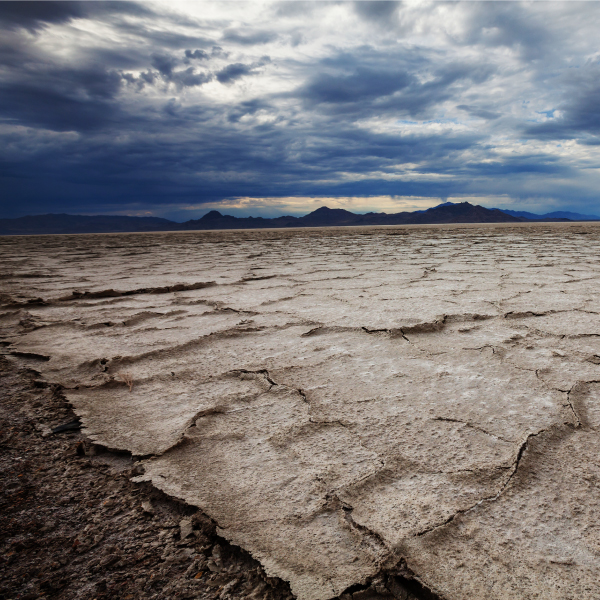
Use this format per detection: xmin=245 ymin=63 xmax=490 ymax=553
xmin=2 ymin=223 xmax=600 ymax=600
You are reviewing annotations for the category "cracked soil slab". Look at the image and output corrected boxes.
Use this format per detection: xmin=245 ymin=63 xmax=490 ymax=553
xmin=2 ymin=222 xmax=600 ymax=599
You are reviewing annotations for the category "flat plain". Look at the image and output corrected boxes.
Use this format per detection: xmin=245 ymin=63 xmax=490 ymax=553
xmin=2 ymin=222 xmax=600 ymax=600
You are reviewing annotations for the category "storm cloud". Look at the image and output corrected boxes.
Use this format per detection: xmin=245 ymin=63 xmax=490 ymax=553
xmin=1 ymin=1 xmax=600 ymax=219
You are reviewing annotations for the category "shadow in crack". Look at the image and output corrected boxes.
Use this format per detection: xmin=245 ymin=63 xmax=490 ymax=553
xmin=341 ymin=573 xmax=443 ymax=600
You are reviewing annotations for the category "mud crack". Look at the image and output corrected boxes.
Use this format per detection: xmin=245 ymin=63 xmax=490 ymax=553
xmin=431 ymin=417 xmax=513 ymax=443
xmin=415 ymin=427 xmax=549 ymax=538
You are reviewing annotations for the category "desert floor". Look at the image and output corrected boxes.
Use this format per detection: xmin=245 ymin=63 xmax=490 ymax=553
xmin=2 ymin=222 xmax=600 ymax=600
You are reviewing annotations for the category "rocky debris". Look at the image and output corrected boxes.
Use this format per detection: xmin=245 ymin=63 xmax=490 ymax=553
xmin=141 ymin=500 xmax=155 ymax=514
xmin=50 ymin=419 xmax=81 ymax=434
xmin=180 ymin=518 xmax=194 ymax=540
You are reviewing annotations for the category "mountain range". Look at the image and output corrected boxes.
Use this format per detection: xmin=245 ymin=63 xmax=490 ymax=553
xmin=1 ymin=202 xmax=598 ymax=236
xmin=494 ymin=208 xmax=600 ymax=221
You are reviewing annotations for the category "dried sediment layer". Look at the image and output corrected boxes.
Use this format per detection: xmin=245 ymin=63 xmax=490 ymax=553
xmin=2 ymin=223 xmax=600 ymax=599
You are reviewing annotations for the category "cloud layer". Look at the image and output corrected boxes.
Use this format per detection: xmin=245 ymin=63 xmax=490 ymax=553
xmin=1 ymin=1 xmax=600 ymax=219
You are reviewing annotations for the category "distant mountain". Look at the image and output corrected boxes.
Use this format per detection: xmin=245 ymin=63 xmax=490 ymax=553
xmin=0 ymin=202 xmax=579 ymax=236
xmin=0 ymin=213 xmax=174 ymax=235
xmin=413 ymin=201 xmax=456 ymax=213
xmin=403 ymin=202 xmax=520 ymax=225
xmin=181 ymin=202 xmax=523 ymax=231
xmin=181 ymin=210 xmax=298 ymax=230
xmin=497 ymin=208 xmax=600 ymax=221
xmin=544 ymin=211 xmax=600 ymax=220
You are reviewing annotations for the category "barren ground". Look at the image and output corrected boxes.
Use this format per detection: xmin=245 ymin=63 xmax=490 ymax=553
xmin=2 ymin=223 xmax=600 ymax=600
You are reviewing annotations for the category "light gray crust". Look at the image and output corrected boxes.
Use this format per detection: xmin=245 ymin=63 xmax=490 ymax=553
xmin=2 ymin=222 xmax=600 ymax=599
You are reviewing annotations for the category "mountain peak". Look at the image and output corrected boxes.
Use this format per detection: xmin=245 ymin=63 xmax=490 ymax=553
xmin=305 ymin=206 xmax=355 ymax=216
xmin=201 ymin=210 xmax=224 ymax=220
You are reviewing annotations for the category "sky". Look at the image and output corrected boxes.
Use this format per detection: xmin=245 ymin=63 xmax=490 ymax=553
xmin=1 ymin=1 xmax=600 ymax=221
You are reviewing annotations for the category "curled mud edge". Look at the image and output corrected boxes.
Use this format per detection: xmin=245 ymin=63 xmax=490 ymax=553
xmin=0 ymin=354 xmax=441 ymax=600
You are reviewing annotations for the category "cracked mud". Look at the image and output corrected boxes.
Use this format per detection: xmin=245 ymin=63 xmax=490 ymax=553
xmin=2 ymin=223 xmax=600 ymax=600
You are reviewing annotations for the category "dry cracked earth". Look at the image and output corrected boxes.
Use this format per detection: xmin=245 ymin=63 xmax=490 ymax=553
xmin=2 ymin=223 xmax=600 ymax=600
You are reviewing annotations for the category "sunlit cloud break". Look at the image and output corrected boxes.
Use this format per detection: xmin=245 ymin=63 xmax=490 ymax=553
xmin=1 ymin=1 xmax=600 ymax=219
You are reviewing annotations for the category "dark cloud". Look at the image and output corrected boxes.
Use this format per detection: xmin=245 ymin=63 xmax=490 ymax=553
xmin=0 ymin=1 xmax=84 ymax=31
xmin=0 ymin=1 xmax=154 ymax=32
xmin=210 ymin=46 xmax=227 ymax=57
xmin=110 ymin=20 xmax=213 ymax=50
xmin=524 ymin=70 xmax=600 ymax=141
xmin=0 ymin=106 xmax=582 ymax=219
xmin=171 ymin=68 xmax=213 ymax=88
xmin=459 ymin=158 xmax=567 ymax=177
xmin=1 ymin=2 xmax=600 ymax=218
xmin=122 ymin=65 xmax=213 ymax=90
xmin=77 ymin=1 xmax=156 ymax=22
xmin=352 ymin=1 xmax=400 ymax=24
xmin=216 ymin=63 xmax=255 ymax=84
xmin=0 ymin=120 xmax=482 ymax=216
xmin=185 ymin=49 xmax=209 ymax=61
xmin=151 ymin=53 xmax=177 ymax=77
xmin=216 ymin=58 xmax=270 ymax=84
xmin=0 ymin=61 xmax=124 ymax=131
xmin=302 ymin=67 xmax=412 ymax=104
xmin=119 ymin=53 xmax=214 ymax=90
xmin=184 ymin=46 xmax=226 ymax=63
xmin=222 ymin=29 xmax=278 ymax=45
xmin=227 ymin=99 xmax=272 ymax=123
xmin=298 ymin=55 xmax=495 ymax=120
xmin=0 ymin=81 xmax=121 ymax=132
xmin=460 ymin=3 xmax=551 ymax=60
xmin=456 ymin=105 xmax=501 ymax=120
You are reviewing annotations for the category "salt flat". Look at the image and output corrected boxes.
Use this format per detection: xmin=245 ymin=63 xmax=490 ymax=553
xmin=2 ymin=223 xmax=600 ymax=600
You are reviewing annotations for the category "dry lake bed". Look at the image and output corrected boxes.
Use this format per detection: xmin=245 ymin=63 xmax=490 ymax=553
xmin=2 ymin=222 xmax=600 ymax=600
